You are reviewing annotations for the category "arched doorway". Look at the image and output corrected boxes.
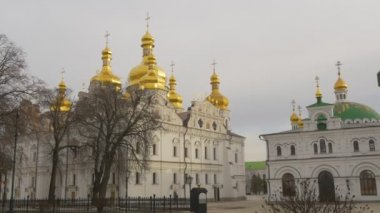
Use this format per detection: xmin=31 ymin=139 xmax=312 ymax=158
xmin=318 ymin=171 xmax=335 ymax=201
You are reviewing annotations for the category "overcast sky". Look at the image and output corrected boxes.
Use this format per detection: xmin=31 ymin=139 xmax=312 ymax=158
xmin=1 ymin=0 xmax=380 ymax=161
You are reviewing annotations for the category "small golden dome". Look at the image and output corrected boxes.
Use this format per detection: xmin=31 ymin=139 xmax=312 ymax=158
xmin=51 ymin=79 xmax=72 ymax=112
xmin=290 ymin=112 xmax=299 ymax=123
xmin=206 ymin=71 xmax=229 ymax=110
xmin=91 ymin=45 xmax=122 ymax=89
xmin=297 ymin=118 xmax=304 ymax=128
xmin=334 ymin=62 xmax=348 ymax=91
xmin=58 ymin=80 xmax=66 ymax=91
xmin=290 ymin=100 xmax=299 ymax=123
xmin=141 ymin=31 xmax=155 ymax=48
xmin=128 ymin=30 xmax=166 ymax=89
xmin=167 ymin=74 xmax=183 ymax=109
xmin=334 ymin=77 xmax=348 ymax=91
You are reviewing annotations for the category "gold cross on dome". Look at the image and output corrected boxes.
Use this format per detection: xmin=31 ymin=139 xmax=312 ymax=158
xmin=291 ymin=100 xmax=296 ymax=111
xmin=145 ymin=12 xmax=151 ymax=29
xmin=315 ymin=76 xmax=320 ymax=86
xmin=335 ymin=61 xmax=342 ymax=76
xmin=211 ymin=59 xmax=217 ymax=72
xmin=170 ymin=61 xmax=175 ymax=73
xmin=61 ymin=68 xmax=65 ymax=81
xmin=105 ymin=31 xmax=110 ymax=46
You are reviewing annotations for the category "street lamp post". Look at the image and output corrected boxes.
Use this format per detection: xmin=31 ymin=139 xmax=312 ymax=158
xmin=9 ymin=109 xmax=19 ymax=213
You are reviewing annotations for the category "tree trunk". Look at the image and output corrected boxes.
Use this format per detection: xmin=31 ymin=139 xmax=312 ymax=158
xmin=48 ymin=149 xmax=59 ymax=203
xmin=94 ymin=161 xmax=112 ymax=213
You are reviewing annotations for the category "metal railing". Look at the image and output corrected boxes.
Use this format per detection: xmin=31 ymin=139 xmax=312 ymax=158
xmin=0 ymin=194 xmax=189 ymax=212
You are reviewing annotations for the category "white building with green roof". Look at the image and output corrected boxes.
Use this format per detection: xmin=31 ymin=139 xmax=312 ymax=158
xmin=261 ymin=63 xmax=380 ymax=201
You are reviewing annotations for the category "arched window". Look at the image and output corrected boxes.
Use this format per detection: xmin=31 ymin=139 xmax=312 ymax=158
xmin=198 ymin=119 xmax=203 ymax=128
xmin=369 ymin=140 xmax=375 ymax=152
xmin=320 ymin=139 xmax=326 ymax=154
xmin=353 ymin=141 xmax=359 ymax=152
xmin=277 ymin=146 xmax=282 ymax=156
xmin=328 ymin=143 xmax=333 ymax=153
xmin=360 ymin=170 xmax=377 ymax=195
xmin=282 ymin=173 xmax=295 ymax=197
xmin=290 ymin=145 xmax=295 ymax=156
xmin=314 ymin=144 xmax=318 ymax=154
xmin=317 ymin=114 xmax=327 ymax=130
xmin=212 ymin=122 xmax=217 ymax=131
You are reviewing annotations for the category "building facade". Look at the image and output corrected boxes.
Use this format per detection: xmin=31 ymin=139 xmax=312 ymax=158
xmin=262 ymin=65 xmax=380 ymax=201
xmin=1 ymin=27 xmax=246 ymax=201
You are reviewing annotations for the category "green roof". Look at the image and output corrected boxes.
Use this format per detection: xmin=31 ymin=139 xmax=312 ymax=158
xmin=307 ymin=101 xmax=333 ymax=108
xmin=245 ymin=161 xmax=266 ymax=171
xmin=334 ymin=102 xmax=380 ymax=121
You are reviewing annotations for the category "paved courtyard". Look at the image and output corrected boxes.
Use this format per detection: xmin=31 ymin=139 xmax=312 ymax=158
xmin=206 ymin=196 xmax=380 ymax=213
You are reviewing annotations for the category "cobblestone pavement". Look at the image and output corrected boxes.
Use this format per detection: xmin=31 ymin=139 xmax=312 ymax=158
xmin=206 ymin=196 xmax=380 ymax=213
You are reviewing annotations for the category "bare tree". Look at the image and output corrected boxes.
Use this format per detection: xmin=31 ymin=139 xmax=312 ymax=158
xmin=0 ymin=34 xmax=44 ymax=118
xmin=0 ymin=34 xmax=46 ymax=190
xmin=75 ymin=86 xmax=160 ymax=212
xmin=44 ymin=86 xmax=76 ymax=202
xmin=260 ymin=179 xmax=373 ymax=213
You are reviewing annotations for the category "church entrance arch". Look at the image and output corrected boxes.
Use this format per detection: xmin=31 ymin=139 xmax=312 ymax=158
xmin=318 ymin=171 xmax=335 ymax=202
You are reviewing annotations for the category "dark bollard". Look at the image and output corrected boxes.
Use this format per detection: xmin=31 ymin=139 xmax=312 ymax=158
xmin=378 ymin=71 xmax=380 ymax=87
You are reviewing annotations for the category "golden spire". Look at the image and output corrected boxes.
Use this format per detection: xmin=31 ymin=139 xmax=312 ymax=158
xmin=334 ymin=61 xmax=348 ymax=91
xmin=51 ymin=70 xmax=71 ymax=112
xmin=167 ymin=61 xmax=183 ymax=109
xmin=297 ymin=105 xmax=304 ymax=129
xmin=91 ymin=31 xmax=121 ymax=89
xmin=58 ymin=68 xmax=67 ymax=94
xmin=315 ymin=76 xmax=322 ymax=98
xmin=206 ymin=60 xmax=229 ymax=110
xmin=128 ymin=15 xmax=166 ymax=89
xmin=290 ymin=100 xmax=299 ymax=123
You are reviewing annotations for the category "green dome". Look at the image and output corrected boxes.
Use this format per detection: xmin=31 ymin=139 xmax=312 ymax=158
xmin=334 ymin=102 xmax=380 ymax=122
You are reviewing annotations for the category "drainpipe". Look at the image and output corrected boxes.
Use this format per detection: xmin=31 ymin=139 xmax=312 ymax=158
xmin=259 ymin=135 xmax=271 ymax=199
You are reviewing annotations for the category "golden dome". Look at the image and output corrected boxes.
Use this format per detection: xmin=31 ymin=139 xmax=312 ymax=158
xmin=139 ymin=55 xmax=166 ymax=90
xmin=91 ymin=45 xmax=122 ymax=89
xmin=206 ymin=71 xmax=229 ymax=110
xmin=167 ymin=74 xmax=183 ymax=109
xmin=128 ymin=30 xmax=166 ymax=88
xmin=51 ymin=79 xmax=72 ymax=112
xmin=334 ymin=76 xmax=348 ymax=91
xmin=290 ymin=100 xmax=299 ymax=123
xmin=290 ymin=112 xmax=299 ymax=123
xmin=297 ymin=118 xmax=304 ymax=128
xmin=58 ymin=80 xmax=66 ymax=91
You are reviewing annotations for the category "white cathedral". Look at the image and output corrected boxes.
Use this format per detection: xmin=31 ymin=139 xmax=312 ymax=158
xmin=262 ymin=63 xmax=380 ymax=201
xmin=2 ymin=27 xmax=246 ymax=201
